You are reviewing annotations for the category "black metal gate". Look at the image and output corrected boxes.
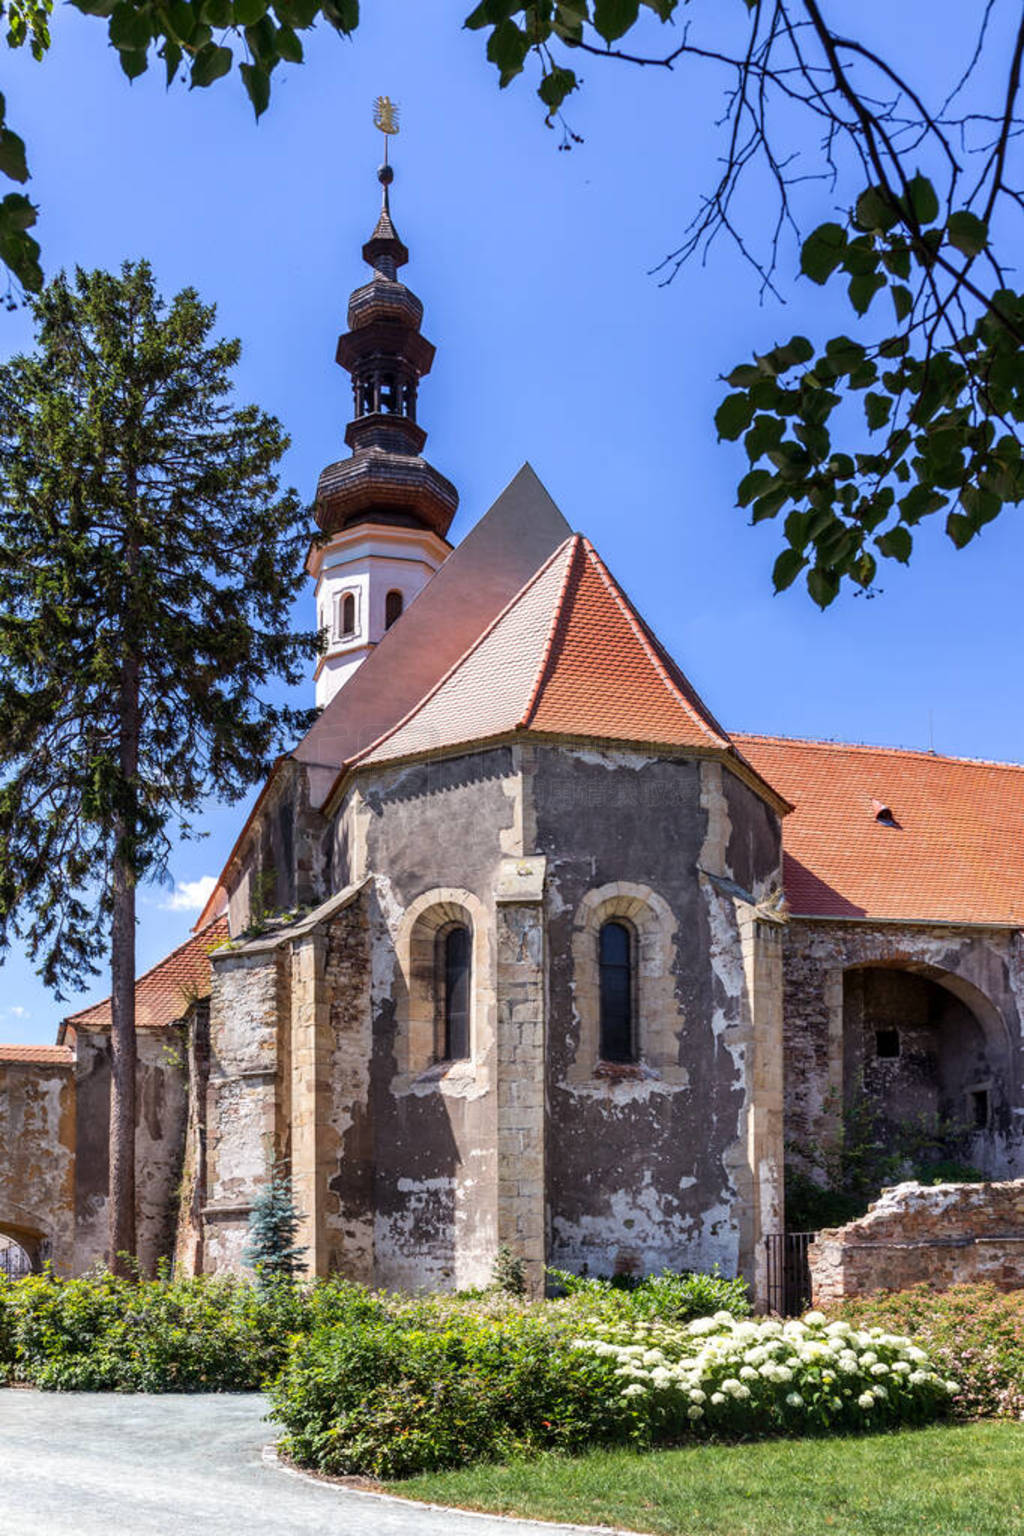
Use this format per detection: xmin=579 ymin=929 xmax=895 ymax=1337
xmin=764 ymin=1231 xmax=816 ymax=1316
xmin=0 ymin=1241 xmax=32 ymax=1280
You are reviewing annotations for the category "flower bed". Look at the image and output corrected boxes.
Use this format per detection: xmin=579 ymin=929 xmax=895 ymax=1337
xmin=572 ymin=1309 xmax=957 ymax=1439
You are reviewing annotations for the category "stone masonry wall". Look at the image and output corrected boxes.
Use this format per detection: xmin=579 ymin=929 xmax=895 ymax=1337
xmin=809 ymin=1178 xmax=1024 ymax=1303
xmin=0 ymin=1055 xmax=76 ymax=1271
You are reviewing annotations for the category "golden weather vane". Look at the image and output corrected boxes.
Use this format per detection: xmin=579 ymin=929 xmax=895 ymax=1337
xmin=373 ymin=96 xmax=400 ymax=136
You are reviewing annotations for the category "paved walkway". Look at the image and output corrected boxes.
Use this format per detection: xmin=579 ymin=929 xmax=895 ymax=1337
xmin=0 ymin=1391 xmax=606 ymax=1536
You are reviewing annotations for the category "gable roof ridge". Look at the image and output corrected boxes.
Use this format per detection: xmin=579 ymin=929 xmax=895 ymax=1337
xmin=517 ymin=534 xmax=583 ymax=730
xmin=346 ymin=535 xmax=578 ymax=773
xmin=734 ymin=731 xmax=1024 ymax=773
xmin=579 ymin=538 xmax=731 ymax=749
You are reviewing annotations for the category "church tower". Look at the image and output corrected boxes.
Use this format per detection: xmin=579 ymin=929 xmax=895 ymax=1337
xmin=310 ymin=152 xmax=459 ymax=708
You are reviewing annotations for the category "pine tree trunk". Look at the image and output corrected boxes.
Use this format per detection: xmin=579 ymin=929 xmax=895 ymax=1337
xmin=109 ymin=507 xmax=141 ymax=1276
xmin=108 ymin=824 xmax=137 ymax=1274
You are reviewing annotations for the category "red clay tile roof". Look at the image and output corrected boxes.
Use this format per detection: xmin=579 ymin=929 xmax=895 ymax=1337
xmin=735 ymin=733 xmax=1024 ymax=925
xmin=355 ymin=536 xmax=740 ymax=770
xmin=0 ymin=1045 xmax=73 ymax=1065
xmin=63 ymin=916 xmax=230 ymax=1032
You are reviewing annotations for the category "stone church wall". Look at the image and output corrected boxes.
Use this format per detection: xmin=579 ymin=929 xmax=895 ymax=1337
xmin=0 ymin=1052 xmax=76 ymax=1271
xmin=533 ymin=745 xmax=784 ymax=1292
xmin=809 ymin=1178 xmax=1024 ymax=1302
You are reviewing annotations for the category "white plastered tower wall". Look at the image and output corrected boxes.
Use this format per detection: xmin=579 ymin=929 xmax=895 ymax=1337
xmin=310 ymin=522 xmax=450 ymax=707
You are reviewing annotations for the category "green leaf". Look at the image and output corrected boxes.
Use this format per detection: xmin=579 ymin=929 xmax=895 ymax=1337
xmin=806 ymin=566 xmax=839 ymax=608
xmin=864 ymin=392 xmax=892 ymax=431
xmin=201 ymin=0 xmax=233 ymax=24
xmin=234 ymin=0 xmax=267 ymax=23
xmin=854 ymin=186 xmax=898 ymax=233
xmin=751 ymin=486 xmax=790 ymax=523
xmin=109 ymin=2 xmax=152 ymax=50
xmin=538 ymin=66 xmax=576 ymax=110
xmin=876 ymin=526 xmax=913 ymax=563
xmin=239 ymin=60 xmax=270 ymax=117
xmin=891 ymin=284 xmax=912 ymax=322
xmin=744 ymin=414 xmax=785 ymax=462
xmin=714 ymin=392 xmax=755 ymax=441
xmin=487 ymin=18 xmax=529 ymax=84
xmin=800 ymin=222 xmax=847 ymax=285
xmin=725 ymin=363 xmax=763 ymax=388
xmin=464 ymin=0 xmax=517 ymax=28
xmin=904 ymin=172 xmax=939 ymax=227
xmin=320 ymin=0 xmax=357 ymax=31
xmin=736 ymin=468 xmax=774 ymax=507
xmin=119 ymin=47 xmax=149 ymax=78
xmin=162 ymin=38 xmax=182 ymax=84
xmin=0 ymin=129 xmax=29 ymax=184
xmin=275 ymin=23 xmax=302 ymax=58
xmin=850 ymin=551 xmax=877 ymax=588
xmin=772 ymin=548 xmax=806 ymax=593
xmin=592 ymin=0 xmax=639 ymax=42
xmin=0 ymin=191 xmax=37 ymax=233
xmin=848 ymin=271 xmax=886 ymax=316
xmin=946 ymin=511 xmax=974 ymax=548
xmin=191 ymin=41 xmax=232 ymax=85
xmin=947 ymin=209 xmax=988 ymax=258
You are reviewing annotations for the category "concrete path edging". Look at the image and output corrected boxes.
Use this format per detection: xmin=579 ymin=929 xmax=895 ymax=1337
xmin=263 ymin=1443 xmax=639 ymax=1535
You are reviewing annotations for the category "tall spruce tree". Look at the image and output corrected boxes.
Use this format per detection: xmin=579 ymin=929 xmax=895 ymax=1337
xmin=0 ymin=261 xmax=319 ymax=1272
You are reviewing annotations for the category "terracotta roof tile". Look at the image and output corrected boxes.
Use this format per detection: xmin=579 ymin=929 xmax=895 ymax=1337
xmin=64 ymin=916 xmax=229 ymax=1032
xmin=357 ymin=536 xmax=734 ymax=768
xmin=735 ymin=733 xmax=1024 ymax=925
xmin=0 ymin=1044 xmax=73 ymax=1065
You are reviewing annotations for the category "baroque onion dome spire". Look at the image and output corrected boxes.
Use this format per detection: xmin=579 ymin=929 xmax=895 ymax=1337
xmin=314 ymin=160 xmax=459 ymax=541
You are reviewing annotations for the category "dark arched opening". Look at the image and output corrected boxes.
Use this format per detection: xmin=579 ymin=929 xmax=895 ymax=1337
xmin=599 ymin=920 xmax=635 ymax=1063
xmin=385 ymin=589 xmax=404 ymax=629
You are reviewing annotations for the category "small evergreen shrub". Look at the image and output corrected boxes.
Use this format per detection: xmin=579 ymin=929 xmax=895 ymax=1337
xmin=243 ymin=1164 xmax=308 ymax=1285
xmin=832 ymin=1283 xmax=1024 ymax=1420
xmin=491 ymin=1244 xmax=527 ymax=1296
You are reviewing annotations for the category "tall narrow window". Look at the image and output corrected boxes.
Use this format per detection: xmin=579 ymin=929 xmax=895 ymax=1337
xmin=599 ymin=920 xmax=634 ymax=1062
xmin=385 ymin=589 xmax=404 ymax=629
xmin=340 ymin=592 xmax=356 ymax=637
xmin=442 ymin=924 xmax=471 ymax=1061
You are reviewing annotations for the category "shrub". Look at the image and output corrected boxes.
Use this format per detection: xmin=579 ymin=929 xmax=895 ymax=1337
xmin=269 ymin=1312 xmax=633 ymax=1479
xmin=832 ymin=1283 xmax=1024 ymax=1420
xmin=573 ymin=1309 xmax=957 ymax=1440
xmin=546 ymin=1267 xmax=751 ymax=1323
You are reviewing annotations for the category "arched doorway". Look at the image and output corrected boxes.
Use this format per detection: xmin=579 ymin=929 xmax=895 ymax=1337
xmin=0 ymin=1229 xmax=37 ymax=1278
xmin=842 ymin=964 xmax=1012 ymax=1177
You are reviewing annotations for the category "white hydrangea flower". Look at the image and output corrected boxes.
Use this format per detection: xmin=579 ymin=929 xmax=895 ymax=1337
xmin=890 ymin=1361 xmax=911 ymax=1375
xmin=860 ymin=1351 xmax=878 ymax=1367
xmin=825 ymin=1320 xmax=851 ymax=1337
xmin=643 ymin=1350 xmax=666 ymax=1365
xmin=785 ymin=1392 xmax=804 ymax=1408
xmin=871 ymin=1363 xmax=889 ymax=1376
xmin=713 ymin=1311 xmax=737 ymax=1324
xmin=688 ymin=1317 xmax=721 ymax=1336
xmin=909 ymin=1370 xmax=929 ymax=1386
xmin=621 ymin=1383 xmax=646 ymax=1398
xmin=774 ymin=1365 xmax=794 ymax=1383
xmin=872 ymin=1386 xmax=888 ymax=1400
xmin=803 ymin=1310 xmax=827 ymax=1327
xmin=710 ymin=1392 xmax=726 ymax=1406
xmin=739 ymin=1366 xmax=759 ymax=1381
xmin=946 ymin=1380 xmax=961 ymax=1395
xmin=689 ymin=1389 xmax=707 ymax=1404
xmin=688 ymin=1405 xmax=704 ymax=1421
xmin=857 ymin=1392 xmax=875 ymax=1410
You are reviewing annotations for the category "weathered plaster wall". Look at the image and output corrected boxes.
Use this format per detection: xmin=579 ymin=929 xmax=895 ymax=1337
xmin=225 ymin=759 xmax=330 ymax=937
xmin=354 ymin=748 xmax=518 ymax=1290
xmin=810 ymin=1178 xmax=1024 ymax=1302
xmin=532 ymin=745 xmax=783 ymax=1289
xmin=782 ymin=921 xmax=1024 ymax=1181
xmin=68 ymin=1026 xmax=189 ymax=1275
xmin=0 ymin=1056 xmax=75 ymax=1271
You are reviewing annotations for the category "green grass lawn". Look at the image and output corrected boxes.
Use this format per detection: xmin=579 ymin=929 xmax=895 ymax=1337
xmin=389 ymin=1422 xmax=1024 ymax=1536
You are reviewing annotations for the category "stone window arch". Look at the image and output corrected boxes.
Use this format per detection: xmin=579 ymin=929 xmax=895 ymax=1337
xmin=393 ymin=888 xmax=494 ymax=1092
xmin=569 ymin=882 xmax=686 ymax=1085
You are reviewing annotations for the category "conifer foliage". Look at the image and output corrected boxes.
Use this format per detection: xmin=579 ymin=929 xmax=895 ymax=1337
xmin=0 ymin=261 xmax=319 ymax=1271
xmin=243 ymin=1163 xmax=308 ymax=1285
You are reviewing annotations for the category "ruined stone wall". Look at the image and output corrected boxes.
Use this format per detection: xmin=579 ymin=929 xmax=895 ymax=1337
xmin=782 ymin=921 xmax=1024 ymax=1182
xmin=68 ymin=1026 xmax=189 ymax=1275
xmin=532 ymin=745 xmax=784 ymax=1291
xmin=810 ymin=1178 xmax=1024 ymax=1302
xmin=225 ymin=759 xmax=330 ymax=937
xmin=0 ymin=1055 xmax=76 ymax=1271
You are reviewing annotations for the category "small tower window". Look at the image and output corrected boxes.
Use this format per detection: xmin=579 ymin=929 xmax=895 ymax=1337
xmin=380 ymin=373 xmax=397 ymax=414
xmin=402 ymin=379 xmax=417 ymax=419
xmin=441 ymin=924 xmax=471 ymax=1061
xmin=599 ymin=920 xmax=634 ymax=1063
xmin=340 ymin=592 xmax=356 ymax=637
xmin=385 ymin=589 xmax=404 ymax=629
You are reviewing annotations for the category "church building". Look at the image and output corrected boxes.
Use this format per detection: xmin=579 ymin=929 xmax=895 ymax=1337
xmin=3 ymin=164 xmax=1023 ymax=1305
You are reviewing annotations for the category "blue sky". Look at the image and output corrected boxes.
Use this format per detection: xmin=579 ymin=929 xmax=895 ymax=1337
xmin=2 ymin=2 xmax=1021 ymax=1043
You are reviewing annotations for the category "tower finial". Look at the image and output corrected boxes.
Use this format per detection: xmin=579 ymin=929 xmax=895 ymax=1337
xmin=373 ymin=95 xmax=400 ymax=203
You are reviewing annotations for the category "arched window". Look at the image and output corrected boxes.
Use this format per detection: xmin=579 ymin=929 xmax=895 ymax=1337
xmin=599 ymin=920 xmax=634 ymax=1062
xmin=441 ymin=923 xmax=471 ymax=1061
xmin=340 ymin=592 xmax=356 ymax=637
xmin=385 ymin=589 xmax=404 ymax=629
